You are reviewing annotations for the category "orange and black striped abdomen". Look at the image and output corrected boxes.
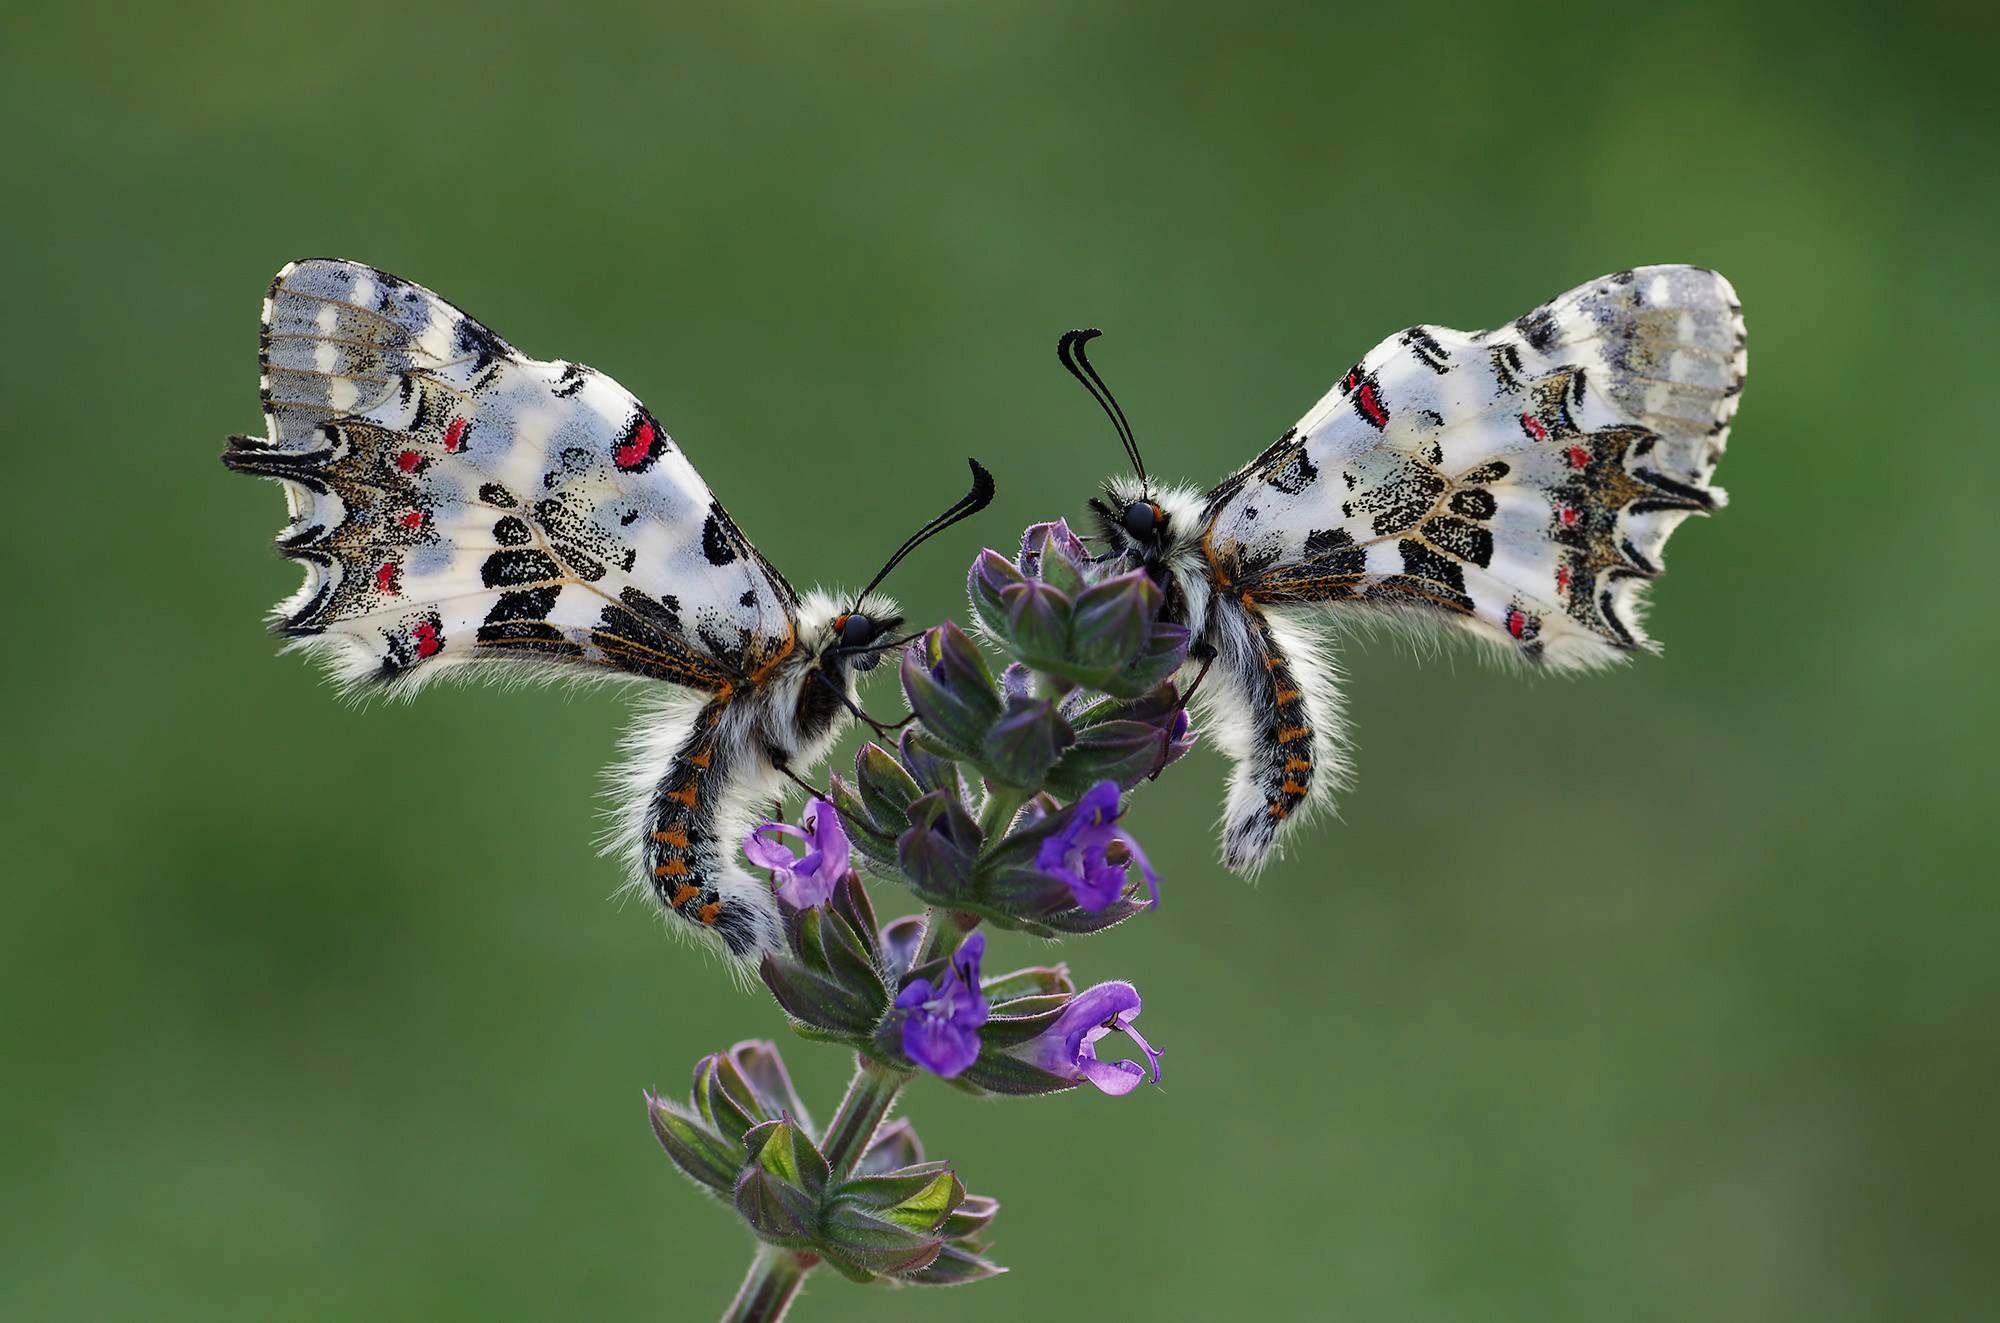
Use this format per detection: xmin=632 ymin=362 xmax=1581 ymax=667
xmin=1216 ymin=603 xmax=1318 ymax=870
xmin=642 ymin=698 xmax=760 ymax=955
xmin=1250 ymin=608 xmax=1315 ymax=822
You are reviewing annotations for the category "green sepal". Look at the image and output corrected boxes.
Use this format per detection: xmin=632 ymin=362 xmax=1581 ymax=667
xmin=645 ymin=1094 xmax=740 ymax=1195
xmin=900 ymin=1241 xmax=1007 ymax=1287
xmin=980 ymin=964 xmax=1075 ymax=1003
xmin=854 ymin=742 xmax=923 ymax=835
xmin=733 ymin=1165 xmax=820 ymax=1245
xmin=953 ymin=1049 xmax=1077 ymax=1097
xmin=742 ymin=1116 xmax=830 ymax=1198
xmin=997 ymin=580 xmax=1073 ymax=672
xmin=975 ymin=996 xmax=1070 ymax=1048
xmin=1098 ymin=620 xmax=1192 ymax=699
xmin=1042 ymin=719 xmax=1167 ymax=797
xmin=979 ymin=696 xmax=1074 ymax=790
xmin=1068 ymin=570 xmax=1159 ymax=672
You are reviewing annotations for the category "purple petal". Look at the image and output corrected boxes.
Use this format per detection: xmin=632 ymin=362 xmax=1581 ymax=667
xmin=952 ymin=931 xmax=987 ymax=987
xmin=1119 ymin=1018 xmax=1164 ymax=1084
xmin=903 ymin=1013 xmax=982 ymax=1079
xmin=776 ymin=869 xmax=838 ymax=910
xmin=894 ymin=976 xmax=938 ymax=1011
xmin=1069 ymin=857 xmax=1128 ymax=912
xmin=805 ymin=799 xmax=850 ymax=879
xmin=1074 ymin=780 xmax=1122 ymax=826
xmin=743 ymin=824 xmax=804 ymax=872
xmin=1025 ymin=981 xmax=1142 ymax=1076
xmin=1076 ymin=1054 xmax=1146 ymax=1096
xmin=1115 ymin=828 xmax=1162 ymax=907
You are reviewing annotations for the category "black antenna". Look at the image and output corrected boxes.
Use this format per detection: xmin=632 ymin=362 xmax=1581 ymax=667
xmin=1058 ymin=328 xmax=1146 ymax=488
xmin=853 ymin=458 xmax=996 ymax=607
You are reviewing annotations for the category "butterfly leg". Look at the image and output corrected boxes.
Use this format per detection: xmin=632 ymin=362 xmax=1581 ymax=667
xmin=770 ymin=755 xmax=827 ymax=801
xmin=807 ymin=667 xmax=917 ymax=737
xmin=1176 ymin=640 xmax=1217 ymax=709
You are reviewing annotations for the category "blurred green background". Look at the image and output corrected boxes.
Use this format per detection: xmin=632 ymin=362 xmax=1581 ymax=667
xmin=4 ymin=3 xmax=1995 ymax=1319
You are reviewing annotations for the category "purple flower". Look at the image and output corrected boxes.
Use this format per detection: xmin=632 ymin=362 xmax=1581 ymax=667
xmin=743 ymin=798 xmax=850 ymax=909
xmin=895 ymin=932 xmax=989 ymax=1079
xmin=1033 ymin=780 xmax=1160 ymax=911
xmin=1024 ymin=981 xmax=1162 ymax=1097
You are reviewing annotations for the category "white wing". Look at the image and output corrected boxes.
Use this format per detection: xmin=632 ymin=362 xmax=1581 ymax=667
xmin=1204 ymin=265 xmax=1745 ymax=668
xmin=226 ymin=259 xmax=797 ymax=690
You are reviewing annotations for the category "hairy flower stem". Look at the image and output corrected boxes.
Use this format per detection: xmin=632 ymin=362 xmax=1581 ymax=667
xmin=720 ymin=1061 xmax=905 ymax=1321
xmin=978 ymin=785 xmax=1029 ymax=840
xmin=722 ymin=1247 xmax=814 ymax=1323
xmin=914 ymin=906 xmax=981 ymax=970
xmin=819 ymin=1055 xmax=909 ymax=1176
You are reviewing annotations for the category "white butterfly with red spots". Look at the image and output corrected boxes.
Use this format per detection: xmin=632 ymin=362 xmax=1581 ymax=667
xmin=226 ymin=259 xmax=991 ymax=958
xmin=1074 ymin=266 xmax=1746 ymax=870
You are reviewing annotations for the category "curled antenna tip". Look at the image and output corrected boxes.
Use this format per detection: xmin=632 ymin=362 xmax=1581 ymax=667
xmin=852 ymin=457 xmax=1000 ymax=606
xmin=964 ymin=457 xmax=996 ymax=508
xmin=1055 ymin=326 xmax=1147 ymax=487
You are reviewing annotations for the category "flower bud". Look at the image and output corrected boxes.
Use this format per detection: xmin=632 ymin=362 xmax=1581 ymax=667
xmin=967 ymin=548 xmax=1027 ymax=635
xmin=647 ymin=1039 xmax=814 ymax=1196
xmin=1017 ymin=518 xmax=1091 ymax=593
xmin=855 ymin=1117 xmax=925 ymax=1174
xmin=757 ymin=874 xmax=889 ymax=1041
xmin=1044 ymin=718 xmax=1174 ymax=797
xmin=901 ymin=623 xmax=1003 ymax=760
xmin=1068 ymin=569 xmax=1160 ymax=672
xmin=897 ymin=726 xmax=967 ymax=800
xmin=734 ymin=1116 xmax=831 ymax=1245
xmin=896 ymin=789 xmax=984 ymax=906
xmin=1100 ymin=617 xmax=1192 ymax=700
xmin=998 ymin=580 xmax=1072 ymax=671
xmin=878 ymin=915 xmax=925 ymax=985
xmin=979 ymin=695 xmax=1075 ymax=789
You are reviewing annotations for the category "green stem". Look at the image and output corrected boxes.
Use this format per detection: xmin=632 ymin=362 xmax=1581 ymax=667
xmin=721 ymin=1247 xmax=813 ymax=1323
xmin=977 ymin=784 xmax=1029 ymax=840
xmin=818 ymin=1055 xmax=908 ymax=1177
xmin=913 ymin=906 xmax=979 ymax=969
xmin=718 ymin=1059 xmax=905 ymax=1321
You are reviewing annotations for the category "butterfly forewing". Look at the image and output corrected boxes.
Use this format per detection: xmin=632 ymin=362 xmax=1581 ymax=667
xmin=230 ymin=259 xmax=797 ymax=689
xmin=1203 ymin=265 xmax=1744 ymax=669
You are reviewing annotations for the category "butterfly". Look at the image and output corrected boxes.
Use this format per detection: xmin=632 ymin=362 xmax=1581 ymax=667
xmin=1064 ymin=265 xmax=1746 ymax=872
xmin=224 ymin=259 xmax=993 ymax=959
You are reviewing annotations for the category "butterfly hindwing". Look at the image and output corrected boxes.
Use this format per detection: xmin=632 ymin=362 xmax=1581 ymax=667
xmin=227 ymin=259 xmax=798 ymax=690
xmin=1204 ymin=265 xmax=1744 ymax=669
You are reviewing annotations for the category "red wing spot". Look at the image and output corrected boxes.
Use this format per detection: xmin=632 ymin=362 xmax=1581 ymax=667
xmin=1356 ymin=382 xmax=1387 ymax=427
xmin=1560 ymin=506 xmax=1579 ymax=527
xmin=441 ymin=416 xmax=467 ymax=453
xmin=400 ymin=509 xmax=424 ymax=530
xmin=614 ymin=416 xmax=660 ymax=470
xmin=1556 ymin=566 xmax=1571 ymax=593
xmin=412 ymin=619 xmax=443 ymax=659
xmin=1520 ymin=413 xmax=1548 ymax=441
xmin=375 ymin=562 xmax=399 ymax=593
xmin=1342 ymin=368 xmax=1359 ymax=393
xmin=1506 ymin=607 xmax=1526 ymax=639
xmin=396 ymin=449 xmax=423 ymax=473
xmin=1565 ymin=444 xmax=1590 ymax=468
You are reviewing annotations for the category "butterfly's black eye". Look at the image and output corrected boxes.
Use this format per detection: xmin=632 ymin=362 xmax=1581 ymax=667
xmin=1122 ymin=500 xmax=1161 ymax=540
xmin=839 ymin=612 xmax=875 ymax=650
